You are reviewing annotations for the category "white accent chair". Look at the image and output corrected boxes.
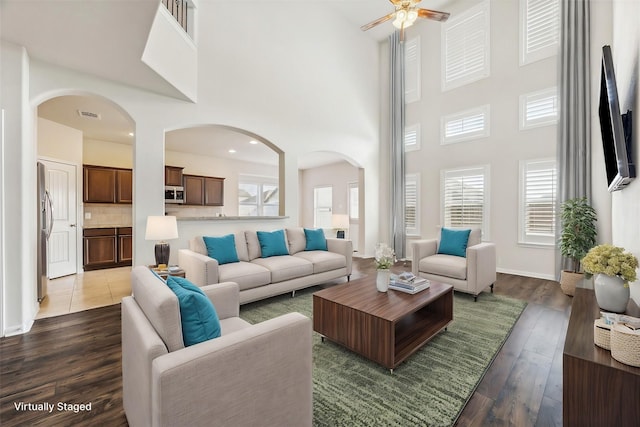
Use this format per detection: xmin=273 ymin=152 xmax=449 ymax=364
xmin=411 ymin=228 xmax=496 ymax=301
xmin=122 ymin=266 xmax=312 ymax=427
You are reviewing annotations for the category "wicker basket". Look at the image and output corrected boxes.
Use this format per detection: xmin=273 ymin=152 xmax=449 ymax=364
xmin=610 ymin=323 xmax=640 ymax=367
xmin=593 ymin=318 xmax=612 ymax=350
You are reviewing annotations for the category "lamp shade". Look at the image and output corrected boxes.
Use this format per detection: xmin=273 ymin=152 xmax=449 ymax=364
xmin=332 ymin=214 xmax=350 ymax=229
xmin=145 ymin=216 xmax=179 ymax=241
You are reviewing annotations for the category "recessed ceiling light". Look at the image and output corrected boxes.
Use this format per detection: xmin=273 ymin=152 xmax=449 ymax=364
xmin=128 ymin=132 xmax=134 ymax=137
xmin=249 ymin=140 xmax=258 ymax=145
xmin=229 ymin=149 xmax=237 ymax=153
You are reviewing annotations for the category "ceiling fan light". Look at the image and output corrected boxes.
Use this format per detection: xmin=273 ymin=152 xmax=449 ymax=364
xmin=392 ymin=9 xmax=407 ymax=28
xmin=407 ymin=10 xmax=418 ymax=23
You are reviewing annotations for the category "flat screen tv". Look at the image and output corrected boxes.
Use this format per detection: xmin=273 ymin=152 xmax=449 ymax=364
xmin=599 ymin=45 xmax=635 ymax=192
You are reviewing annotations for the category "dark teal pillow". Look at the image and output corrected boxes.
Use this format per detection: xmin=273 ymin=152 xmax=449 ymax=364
xmin=165 ymin=276 xmax=221 ymax=346
xmin=203 ymin=234 xmax=239 ymax=265
xmin=437 ymin=228 xmax=471 ymax=258
xmin=304 ymin=228 xmax=328 ymax=251
xmin=257 ymin=229 xmax=289 ymax=257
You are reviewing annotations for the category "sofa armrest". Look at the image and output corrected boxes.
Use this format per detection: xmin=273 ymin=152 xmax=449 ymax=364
xmin=151 ymin=312 xmax=312 ymax=427
xmin=411 ymin=239 xmax=438 ymax=276
xmin=200 ymin=282 xmax=240 ymax=320
xmin=121 ymin=297 xmax=169 ymax=427
xmin=327 ymin=238 xmax=353 ymax=275
xmin=179 ymin=249 xmax=219 ymax=286
xmin=466 ymin=242 xmax=497 ymax=292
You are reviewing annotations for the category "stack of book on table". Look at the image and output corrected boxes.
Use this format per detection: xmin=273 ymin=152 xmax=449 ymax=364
xmin=389 ymin=272 xmax=430 ymax=294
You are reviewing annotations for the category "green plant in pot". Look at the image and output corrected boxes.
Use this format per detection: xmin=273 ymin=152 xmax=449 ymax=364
xmin=559 ymin=197 xmax=597 ymax=296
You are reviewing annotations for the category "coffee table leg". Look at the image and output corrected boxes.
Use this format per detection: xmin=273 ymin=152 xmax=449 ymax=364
xmin=321 ymin=336 xmax=325 ymax=342
xmin=390 ymin=368 xmax=394 ymax=374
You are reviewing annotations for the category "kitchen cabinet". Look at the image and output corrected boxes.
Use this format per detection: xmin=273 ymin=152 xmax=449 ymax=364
xmin=83 ymin=227 xmax=133 ymax=270
xmin=183 ymin=174 xmax=224 ymax=206
xmin=165 ymin=166 xmax=184 ymax=187
xmin=116 ymin=169 xmax=133 ymax=203
xmin=83 ymin=165 xmax=132 ymax=204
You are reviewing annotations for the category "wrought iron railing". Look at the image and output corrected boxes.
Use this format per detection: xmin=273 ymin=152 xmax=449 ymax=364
xmin=162 ymin=0 xmax=188 ymax=33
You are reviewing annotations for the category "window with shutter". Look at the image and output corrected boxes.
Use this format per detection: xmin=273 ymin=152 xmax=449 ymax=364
xmin=519 ymin=159 xmax=556 ymax=245
xmin=405 ymin=174 xmax=420 ymax=236
xmin=405 ymin=37 xmax=421 ymax=103
xmin=441 ymin=105 xmax=490 ymax=144
xmin=520 ymin=0 xmax=560 ymax=65
xmin=441 ymin=1 xmax=490 ymax=91
xmin=519 ymin=87 xmax=558 ymax=130
xmin=405 ymin=124 xmax=420 ymax=151
xmin=441 ymin=166 xmax=490 ymax=238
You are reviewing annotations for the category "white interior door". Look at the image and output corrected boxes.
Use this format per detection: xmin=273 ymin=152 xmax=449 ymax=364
xmin=42 ymin=159 xmax=78 ymax=278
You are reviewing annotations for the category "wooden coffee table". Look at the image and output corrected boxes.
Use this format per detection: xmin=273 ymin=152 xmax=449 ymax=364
xmin=313 ymin=276 xmax=453 ymax=372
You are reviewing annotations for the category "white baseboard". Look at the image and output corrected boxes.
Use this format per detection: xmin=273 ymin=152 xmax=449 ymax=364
xmin=4 ymin=318 xmax=34 ymax=337
xmin=497 ymin=267 xmax=556 ymax=281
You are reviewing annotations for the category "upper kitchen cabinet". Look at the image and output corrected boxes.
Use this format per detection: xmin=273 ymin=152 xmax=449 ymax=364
xmin=184 ymin=175 xmax=224 ymax=206
xmin=165 ymin=166 xmax=184 ymax=186
xmin=84 ymin=165 xmax=133 ymax=204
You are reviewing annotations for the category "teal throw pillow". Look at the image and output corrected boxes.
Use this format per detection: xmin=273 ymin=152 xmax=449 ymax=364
xmin=257 ymin=229 xmax=289 ymax=257
xmin=165 ymin=276 xmax=221 ymax=346
xmin=304 ymin=228 xmax=328 ymax=251
xmin=437 ymin=228 xmax=472 ymax=258
xmin=203 ymin=234 xmax=239 ymax=265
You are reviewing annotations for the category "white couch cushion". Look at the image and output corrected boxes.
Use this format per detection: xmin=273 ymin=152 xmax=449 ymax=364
xmin=245 ymin=231 xmax=261 ymax=260
xmin=218 ymin=261 xmax=271 ymax=291
xmin=293 ymin=251 xmax=346 ymax=274
xmin=191 ymin=233 xmax=249 ymax=262
xmin=285 ymin=228 xmax=306 ymax=254
xmin=251 ymin=256 xmax=313 ymax=283
xmin=220 ymin=317 xmax=252 ymax=335
xmin=419 ymin=254 xmax=467 ymax=280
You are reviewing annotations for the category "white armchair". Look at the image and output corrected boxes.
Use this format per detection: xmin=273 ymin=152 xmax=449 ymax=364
xmin=122 ymin=266 xmax=312 ymax=427
xmin=411 ymin=228 xmax=496 ymax=301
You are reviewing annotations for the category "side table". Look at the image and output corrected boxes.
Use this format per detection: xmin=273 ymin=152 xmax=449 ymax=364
xmin=148 ymin=265 xmax=186 ymax=280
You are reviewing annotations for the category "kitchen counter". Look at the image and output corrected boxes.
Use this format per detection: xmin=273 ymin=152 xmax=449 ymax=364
xmin=175 ymin=216 xmax=288 ymax=221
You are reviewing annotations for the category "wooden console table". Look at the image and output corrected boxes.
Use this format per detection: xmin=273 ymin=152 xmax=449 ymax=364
xmin=563 ymin=288 xmax=640 ymax=426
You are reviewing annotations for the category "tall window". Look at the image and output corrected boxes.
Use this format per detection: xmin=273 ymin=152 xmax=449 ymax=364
xmin=441 ymin=105 xmax=490 ymax=144
xmin=520 ymin=0 xmax=560 ymax=65
xmin=405 ymin=174 xmax=420 ymax=236
xmin=441 ymin=166 xmax=490 ymax=238
xmin=405 ymin=36 xmax=421 ymax=103
xmin=314 ymin=186 xmax=333 ymax=228
xmin=519 ymin=159 xmax=557 ymax=245
xmin=238 ymin=176 xmax=279 ymax=216
xmin=519 ymin=87 xmax=558 ymax=130
xmin=348 ymin=182 xmax=359 ymax=221
xmin=441 ymin=0 xmax=490 ymax=91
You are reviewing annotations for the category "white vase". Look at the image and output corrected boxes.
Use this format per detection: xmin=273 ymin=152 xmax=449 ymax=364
xmin=594 ymin=273 xmax=630 ymax=313
xmin=376 ymin=269 xmax=390 ymax=292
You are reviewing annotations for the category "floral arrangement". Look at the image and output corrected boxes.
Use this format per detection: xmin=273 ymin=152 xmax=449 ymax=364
xmin=374 ymin=243 xmax=395 ymax=270
xmin=582 ymin=244 xmax=639 ymax=285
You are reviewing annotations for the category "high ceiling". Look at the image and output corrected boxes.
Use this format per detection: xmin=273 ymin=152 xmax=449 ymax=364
xmin=10 ymin=0 xmax=452 ymax=169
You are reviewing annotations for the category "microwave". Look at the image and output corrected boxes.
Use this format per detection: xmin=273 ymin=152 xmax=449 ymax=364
xmin=165 ymin=186 xmax=185 ymax=204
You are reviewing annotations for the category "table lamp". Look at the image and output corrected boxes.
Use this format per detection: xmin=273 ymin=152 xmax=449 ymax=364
xmin=145 ymin=215 xmax=179 ymax=267
xmin=332 ymin=214 xmax=350 ymax=239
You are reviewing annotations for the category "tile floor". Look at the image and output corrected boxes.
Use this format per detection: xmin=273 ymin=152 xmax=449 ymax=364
xmin=36 ymin=266 xmax=132 ymax=319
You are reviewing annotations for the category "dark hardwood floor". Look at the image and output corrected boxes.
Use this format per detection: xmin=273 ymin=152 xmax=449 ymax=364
xmin=0 ymin=258 xmax=571 ymax=426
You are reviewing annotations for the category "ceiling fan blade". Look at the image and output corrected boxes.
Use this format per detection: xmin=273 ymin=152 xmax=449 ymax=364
xmin=417 ymin=8 xmax=450 ymax=22
xmin=389 ymin=0 xmax=422 ymax=5
xmin=361 ymin=12 xmax=395 ymax=31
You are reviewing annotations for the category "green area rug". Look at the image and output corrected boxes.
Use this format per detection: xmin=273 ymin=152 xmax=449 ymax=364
xmin=240 ymin=286 xmax=526 ymax=427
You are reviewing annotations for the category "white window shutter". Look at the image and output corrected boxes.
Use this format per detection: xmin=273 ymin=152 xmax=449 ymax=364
xmin=441 ymin=105 xmax=490 ymax=144
xmin=520 ymin=87 xmax=558 ymax=129
xmin=519 ymin=159 xmax=557 ymax=244
xmin=404 ymin=124 xmax=420 ymax=151
xmin=520 ymin=0 xmax=560 ymax=65
xmin=405 ymin=37 xmax=421 ymax=103
xmin=442 ymin=166 xmax=489 ymax=238
xmin=405 ymin=174 xmax=419 ymax=235
xmin=442 ymin=1 xmax=490 ymax=91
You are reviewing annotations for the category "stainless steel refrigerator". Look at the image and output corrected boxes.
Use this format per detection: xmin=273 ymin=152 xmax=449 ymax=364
xmin=37 ymin=161 xmax=53 ymax=302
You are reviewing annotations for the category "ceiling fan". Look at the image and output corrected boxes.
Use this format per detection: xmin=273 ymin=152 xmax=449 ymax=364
xmin=361 ymin=0 xmax=450 ymax=40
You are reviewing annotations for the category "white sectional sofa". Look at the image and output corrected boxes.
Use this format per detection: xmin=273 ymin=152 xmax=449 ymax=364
xmin=178 ymin=228 xmax=353 ymax=304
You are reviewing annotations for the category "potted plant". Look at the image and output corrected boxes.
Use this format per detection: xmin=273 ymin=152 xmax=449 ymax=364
xmin=559 ymin=197 xmax=597 ymax=296
xmin=374 ymin=243 xmax=395 ymax=292
xmin=582 ymin=244 xmax=638 ymax=312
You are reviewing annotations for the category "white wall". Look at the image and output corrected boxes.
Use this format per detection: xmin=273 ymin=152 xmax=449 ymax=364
xmin=37 ymin=117 xmax=83 ymax=164
xmin=83 ymin=138 xmax=132 ymax=168
xmin=1 ymin=2 xmax=381 ymax=331
xmin=402 ymin=0 xmax=557 ymax=279
xmin=611 ymin=0 xmax=640 ymax=304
